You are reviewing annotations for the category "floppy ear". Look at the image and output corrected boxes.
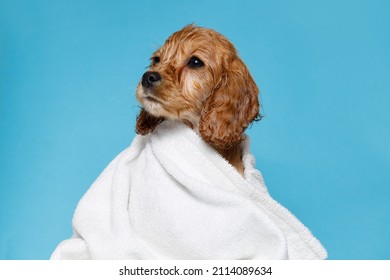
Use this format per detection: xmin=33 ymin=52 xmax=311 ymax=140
xmin=199 ymin=58 xmax=260 ymax=149
xmin=135 ymin=108 xmax=165 ymax=135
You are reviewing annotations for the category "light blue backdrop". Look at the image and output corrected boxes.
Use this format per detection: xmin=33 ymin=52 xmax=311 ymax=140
xmin=1 ymin=0 xmax=389 ymax=259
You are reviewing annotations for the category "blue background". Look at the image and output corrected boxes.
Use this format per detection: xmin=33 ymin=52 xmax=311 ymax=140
xmin=1 ymin=0 xmax=389 ymax=259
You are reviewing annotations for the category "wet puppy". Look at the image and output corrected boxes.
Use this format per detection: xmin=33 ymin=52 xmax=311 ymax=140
xmin=136 ymin=25 xmax=260 ymax=175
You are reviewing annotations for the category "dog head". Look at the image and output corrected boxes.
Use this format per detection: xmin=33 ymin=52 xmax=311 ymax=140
xmin=136 ymin=24 xmax=260 ymax=149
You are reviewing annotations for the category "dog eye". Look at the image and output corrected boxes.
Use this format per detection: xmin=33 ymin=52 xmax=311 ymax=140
xmin=151 ymin=57 xmax=160 ymax=66
xmin=187 ymin=56 xmax=204 ymax=68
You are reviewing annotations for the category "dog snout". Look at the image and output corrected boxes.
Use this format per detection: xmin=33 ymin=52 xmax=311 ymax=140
xmin=142 ymin=71 xmax=161 ymax=88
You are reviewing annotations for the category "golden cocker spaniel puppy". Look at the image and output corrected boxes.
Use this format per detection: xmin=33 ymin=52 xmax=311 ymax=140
xmin=136 ymin=25 xmax=261 ymax=175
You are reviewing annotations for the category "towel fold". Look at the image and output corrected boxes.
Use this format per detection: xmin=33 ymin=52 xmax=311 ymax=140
xmin=51 ymin=121 xmax=327 ymax=260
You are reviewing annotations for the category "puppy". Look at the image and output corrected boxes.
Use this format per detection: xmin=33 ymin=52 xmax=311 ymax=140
xmin=51 ymin=25 xmax=327 ymax=260
xmin=135 ymin=24 xmax=260 ymax=175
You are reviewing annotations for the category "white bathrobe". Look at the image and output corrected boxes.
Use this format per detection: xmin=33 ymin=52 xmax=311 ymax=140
xmin=51 ymin=121 xmax=327 ymax=260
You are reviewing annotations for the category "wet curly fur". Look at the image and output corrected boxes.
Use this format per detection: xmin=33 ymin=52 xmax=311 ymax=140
xmin=135 ymin=25 xmax=261 ymax=174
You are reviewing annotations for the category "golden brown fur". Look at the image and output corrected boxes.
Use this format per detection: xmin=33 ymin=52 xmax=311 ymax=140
xmin=136 ymin=25 xmax=260 ymax=175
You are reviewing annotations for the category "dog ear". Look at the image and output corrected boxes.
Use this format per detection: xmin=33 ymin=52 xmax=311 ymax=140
xmin=199 ymin=58 xmax=260 ymax=149
xmin=135 ymin=109 xmax=165 ymax=135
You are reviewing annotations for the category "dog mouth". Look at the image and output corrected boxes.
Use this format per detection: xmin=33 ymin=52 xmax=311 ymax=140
xmin=145 ymin=96 xmax=160 ymax=102
xmin=137 ymin=85 xmax=165 ymax=109
xmin=143 ymin=94 xmax=164 ymax=105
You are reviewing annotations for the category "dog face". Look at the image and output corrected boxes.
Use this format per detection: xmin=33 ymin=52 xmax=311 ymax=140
xmin=136 ymin=25 xmax=260 ymax=149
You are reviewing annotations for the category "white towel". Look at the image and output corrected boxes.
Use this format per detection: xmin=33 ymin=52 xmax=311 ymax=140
xmin=51 ymin=121 xmax=327 ymax=260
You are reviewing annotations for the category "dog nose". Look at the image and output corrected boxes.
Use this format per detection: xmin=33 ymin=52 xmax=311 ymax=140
xmin=142 ymin=71 xmax=161 ymax=88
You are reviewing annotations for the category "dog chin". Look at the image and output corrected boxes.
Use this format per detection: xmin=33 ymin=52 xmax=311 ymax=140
xmin=142 ymin=101 xmax=162 ymax=115
xmin=141 ymin=99 xmax=167 ymax=118
xmin=137 ymin=89 xmax=163 ymax=117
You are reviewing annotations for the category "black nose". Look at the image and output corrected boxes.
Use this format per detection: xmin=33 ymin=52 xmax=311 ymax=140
xmin=142 ymin=71 xmax=161 ymax=88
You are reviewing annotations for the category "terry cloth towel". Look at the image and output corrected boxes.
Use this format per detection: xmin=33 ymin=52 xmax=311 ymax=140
xmin=51 ymin=121 xmax=327 ymax=260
